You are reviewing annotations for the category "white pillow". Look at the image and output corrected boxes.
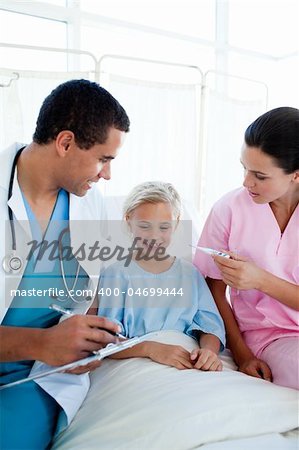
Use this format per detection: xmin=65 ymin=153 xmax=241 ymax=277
xmin=52 ymin=331 xmax=298 ymax=450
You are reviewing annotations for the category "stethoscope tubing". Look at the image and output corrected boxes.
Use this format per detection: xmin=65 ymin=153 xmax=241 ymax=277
xmin=7 ymin=147 xmax=25 ymax=251
xmin=4 ymin=147 xmax=90 ymax=303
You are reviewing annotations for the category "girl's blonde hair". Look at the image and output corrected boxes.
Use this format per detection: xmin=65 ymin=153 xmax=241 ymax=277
xmin=123 ymin=181 xmax=181 ymax=221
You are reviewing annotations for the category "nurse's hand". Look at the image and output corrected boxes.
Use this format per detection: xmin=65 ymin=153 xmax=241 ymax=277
xmin=238 ymin=356 xmax=272 ymax=382
xmin=213 ymin=252 xmax=265 ymax=290
xmin=39 ymin=315 xmax=121 ymax=366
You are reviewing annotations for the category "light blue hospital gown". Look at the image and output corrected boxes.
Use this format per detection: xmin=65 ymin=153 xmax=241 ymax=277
xmin=0 ymin=189 xmax=89 ymax=450
xmin=98 ymin=258 xmax=225 ymax=348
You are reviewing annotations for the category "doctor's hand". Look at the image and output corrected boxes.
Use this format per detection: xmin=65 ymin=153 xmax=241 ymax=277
xmin=39 ymin=315 xmax=121 ymax=367
xmin=213 ymin=252 xmax=265 ymax=291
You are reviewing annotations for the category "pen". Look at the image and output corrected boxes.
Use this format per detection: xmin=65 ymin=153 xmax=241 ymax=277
xmin=49 ymin=304 xmax=127 ymax=339
xmin=189 ymin=245 xmax=230 ymax=258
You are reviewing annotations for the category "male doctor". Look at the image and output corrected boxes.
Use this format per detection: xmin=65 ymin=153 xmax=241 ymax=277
xmin=0 ymin=79 xmax=130 ymax=449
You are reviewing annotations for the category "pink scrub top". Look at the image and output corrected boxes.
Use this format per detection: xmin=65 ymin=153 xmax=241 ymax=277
xmin=194 ymin=187 xmax=299 ymax=357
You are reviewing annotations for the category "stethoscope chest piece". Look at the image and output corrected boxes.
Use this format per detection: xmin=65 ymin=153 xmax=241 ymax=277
xmin=2 ymin=253 xmax=23 ymax=274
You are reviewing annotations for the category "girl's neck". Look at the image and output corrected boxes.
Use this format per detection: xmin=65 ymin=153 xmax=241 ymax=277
xmin=132 ymin=252 xmax=176 ymax=274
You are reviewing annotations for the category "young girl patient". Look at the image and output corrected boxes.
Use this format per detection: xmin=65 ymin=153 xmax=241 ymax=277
xmin=98 ymin=181 xmax=225 ymax=371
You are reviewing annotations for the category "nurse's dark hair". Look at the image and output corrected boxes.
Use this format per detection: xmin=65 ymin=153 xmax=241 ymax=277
xmin=33 ymin=79 xmax=130 ymax=149
xmin=244 ymin=107 xmax=299 ymax=173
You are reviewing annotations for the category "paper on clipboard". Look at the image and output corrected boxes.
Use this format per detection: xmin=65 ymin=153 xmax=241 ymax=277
xmin=0 ymin=333 xmax=155 ymax=390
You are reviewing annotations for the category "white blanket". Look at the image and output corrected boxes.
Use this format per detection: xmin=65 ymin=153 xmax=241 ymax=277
xmin=52 ymin=331 xmax=298 ymax=450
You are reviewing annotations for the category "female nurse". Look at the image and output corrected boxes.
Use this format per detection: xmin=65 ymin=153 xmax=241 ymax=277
xmin=194 ymin=107 xmax=299 ymax=390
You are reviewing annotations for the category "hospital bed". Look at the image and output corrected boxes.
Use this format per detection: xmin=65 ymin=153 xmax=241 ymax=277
xmin=52 ymin=196 xmax=298 ymax=450
xmin=52 ymin=330 xmax=298 ymax=449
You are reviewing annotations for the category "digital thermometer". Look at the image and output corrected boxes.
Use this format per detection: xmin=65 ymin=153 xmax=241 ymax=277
xmin=190 ymin=245 xmax=230 ymax=258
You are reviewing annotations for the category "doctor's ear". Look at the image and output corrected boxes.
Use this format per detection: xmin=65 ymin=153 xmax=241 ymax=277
xmin=55 ymin=131 xmax=75 ymax=157
xmin=293 ymin=171 xmax=299 ymax=183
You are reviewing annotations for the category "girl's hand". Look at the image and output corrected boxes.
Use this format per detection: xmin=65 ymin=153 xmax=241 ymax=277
xmin=190 ymin=348 xmax=222 ymax=371
xmin=213 ymin=252 xmax=264 ymax=290
xmin=238 ymin=356 xmax=272 ymax=382
xmin=148 ymin=342 xmax=193 ymax=370
xmin=65 ymin=360 xmax=102 ymax=375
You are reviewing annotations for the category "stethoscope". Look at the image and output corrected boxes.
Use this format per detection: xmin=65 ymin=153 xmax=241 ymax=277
xmin=51 ymin=227 xmax=92 ymax=303
xmin=2 ymin=147 xmax=25 ymax=275
xmin=2 ymin=147 xmax=92 ymax=304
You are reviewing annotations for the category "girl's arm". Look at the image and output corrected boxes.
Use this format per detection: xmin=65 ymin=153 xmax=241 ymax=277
xmin=206 ymin=277 xmax=272 ymax=381
xmin=109 ymin=341 xmax=151 ymax=359
xmin=199 ymin=333 xmax=221 ymax=354
xmin=110 ymin=341 xmax=193 ymax=370
xmin=190 ymin=332 xmax=222 ymax=371
xmin=213 ymin=254 xmax=299 ymax=310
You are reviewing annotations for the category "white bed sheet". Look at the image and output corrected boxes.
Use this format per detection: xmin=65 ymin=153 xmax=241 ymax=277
xmin=52 ymin=331 xmax=298 ymax=450
xmin=200 ymin=433 xmax=298 ymax=449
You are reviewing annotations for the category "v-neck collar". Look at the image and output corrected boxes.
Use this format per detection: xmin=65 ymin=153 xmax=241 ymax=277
xmin=266 ymin=201 xmax=299 ymax=239
xmin=21 ymin=189 xmax=65 ymax=243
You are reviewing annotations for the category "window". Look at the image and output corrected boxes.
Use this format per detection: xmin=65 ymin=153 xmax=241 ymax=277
xmin=0 ymin=10 xmax=67 ymax=70
xmin=228 ymin=0 xmax=299 ymax=56
xmin=38 ymin=0 xmax=66 ymax=5
xmin=81 ymin=0 xmax=215 ymax=41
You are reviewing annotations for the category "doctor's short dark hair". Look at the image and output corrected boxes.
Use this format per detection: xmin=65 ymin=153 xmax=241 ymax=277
xmin=33 ymin=79 xmax=130 ymax=149
xmin=244 ymin=106 xmax=299 ymax=174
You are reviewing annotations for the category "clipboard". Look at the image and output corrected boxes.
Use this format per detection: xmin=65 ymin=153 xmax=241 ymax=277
xmin=0 ymin=334 xmax=153 ymax=390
